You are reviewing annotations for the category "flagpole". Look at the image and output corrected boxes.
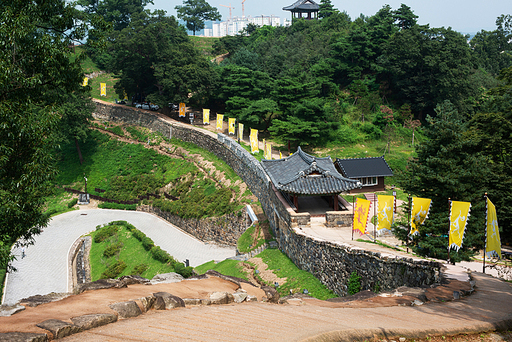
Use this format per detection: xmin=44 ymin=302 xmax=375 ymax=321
xmin=447 ymin=197 xmax=451 ymax=264
xmin=407 ymin=194 xmax=411 ymax=254
xmin=373 ymin=192 xmax=376 ymax=241
xmin=483 ymin=192 xmax=487 ymax=274
xmin=352 ymin=195 xmax=355 ymax=241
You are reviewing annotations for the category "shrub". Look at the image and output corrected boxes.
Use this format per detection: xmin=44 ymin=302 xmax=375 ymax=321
xmin=131 ymin=229 xmax=145 ymax=241
xmin=142 ymin=236 xmax=154 ymax=251
xmin=150 ymin=246 xmax=174 ymax=264
xmin=103 ymin=242 xmax=123 ymax=258
xmin=67 ymin=198 xmax=78 ymax=208
xmin=347 ymin=271 xmax=361 ymax=295
xmin=98 ymin=202 xmax=137 ymax=210
xmin=101 ymin=260 xmax=126 ymax=279
xmin=132 ymin=263 xmax=148 ymax=276
xmin=174 ymin=262 xmax=194 ymax=278
xmin=94 ymin=225 xmax=119 ymax=243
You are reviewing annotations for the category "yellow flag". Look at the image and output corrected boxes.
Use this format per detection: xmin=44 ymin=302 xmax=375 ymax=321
xmin=449 ymin=201 xmax=471 ymax=252
xmin=123 ymin=90 xmax=128 ymax=101
xmin=486 ymin=198 xmax=501 ymax=259
xmin=353 ymin=198 xmax=371 ymax=236
xmin=100 ymin=83 xmax=106 ymax=96
xmin=238 ymin=123 xmax=244 ymax=141
xmin=377 ymin=195 xmax=394 ymax=233
xmin=82 ymin=77 xmax=88 ymax=86
xmin=250 ymin=128 xmax=259 ymax=154
xmin=279 ymin=151 xmax=282 ymax=159
xmin=228 ymin=117 xmax=236 ymax=135
xmin=265 ymin=142 xmax=272 ymax=160
xmin=410 ymin=197 xmax=432 ymax=236
xmin=179 ymin=103 xmax=186 ymax=117
xmin=203 ymin=109 xmax=210 ymax=125
xmin=216 ymin=114 xmax=224 ymax=130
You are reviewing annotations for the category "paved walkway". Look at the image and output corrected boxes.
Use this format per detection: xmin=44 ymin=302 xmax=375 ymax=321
xmin=58 ymin=272 xmax=512 ymax=342
xmin=2 ymin=209 xmax=235 ymax=306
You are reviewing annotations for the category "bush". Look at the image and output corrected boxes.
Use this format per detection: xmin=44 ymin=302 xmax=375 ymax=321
xmin=131 ymin=229 xmax=145 ymax=241
xmin=132 ymin=263 xmax=148 ymax=276
xmin=103 ymin=242 xmax=123 ymax=258
xmin=348 ymin=271 xmax=361 ymax=295
xmin=174 ymin=262 xmax=194 ymax=278
xmin=67 ymin=198 xmax=78 ymax=208
xmin=94 ymin=225 xmax=119 ymax=243
xmin=142 ymin=236 xmax=154 ymax=251
xmin=101 ymin=260 xmax=126 ymax=279
xmin=98 ymin=202 xmax=137 ymax=210
xmin=150 ymin=246 xmax=174 ymax=264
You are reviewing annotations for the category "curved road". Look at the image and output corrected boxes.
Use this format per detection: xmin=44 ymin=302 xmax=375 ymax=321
xmin=3 ymin=209 xmax=236 ymax=306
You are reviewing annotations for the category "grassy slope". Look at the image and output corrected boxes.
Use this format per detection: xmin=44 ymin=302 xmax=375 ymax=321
xmin=89 ymin=225 xmax=175 ymax=280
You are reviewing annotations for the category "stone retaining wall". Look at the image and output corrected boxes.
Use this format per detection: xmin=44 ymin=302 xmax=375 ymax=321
xmin=92 ymin=100 xmax=441 ymax=294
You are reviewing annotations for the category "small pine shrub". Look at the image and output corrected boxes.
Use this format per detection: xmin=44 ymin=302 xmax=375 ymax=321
xmin=132 ymin=263 xmax=148 ymax=276
xmin=348 ymin=271 xmax=361 ymax=295
xmin=103 ymin=242 xmax=123 ymax=258
xmin=174 ymin=262 xmax=194 ymax=278
xmin=101 ymin=260 xmax=126 ymax=279
xmin=150 ymin=246 xmax=174 ymax=264
xmin=98 ymin=202 xmax=137 ymax=210
xmin=94 ymin=225 xmax=119 ymax=243
xmin=142 ymin=236 xmax=154 ymax=251
xmin=67 ymin=198 xmax=78 ymax=208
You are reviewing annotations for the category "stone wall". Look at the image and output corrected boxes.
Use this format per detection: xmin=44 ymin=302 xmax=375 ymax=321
xmin=92 ymin=100 xmax=441 ymax=294
xmin=325 ymin=211 xmax=353 ymax=227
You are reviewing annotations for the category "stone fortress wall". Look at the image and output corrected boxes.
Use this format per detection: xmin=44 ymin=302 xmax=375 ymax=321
xmin=93 ymin=100 xmax=440 ymax=296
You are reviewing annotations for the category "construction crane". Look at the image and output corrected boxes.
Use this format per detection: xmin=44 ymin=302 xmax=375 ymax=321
xmin=220 ymin=4 xmax=235 ymax=21
xmin=241 ymin=0 xmax=246 ymax=17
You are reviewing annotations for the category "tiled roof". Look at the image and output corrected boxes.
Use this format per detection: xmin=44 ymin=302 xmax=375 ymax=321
xmin=261 ymin=147 xmax=361 ymax=195
xmin=283 ymin=0 xmax=319 ymax=11
xmin=335 ymin=156 xmax=394 ymax=178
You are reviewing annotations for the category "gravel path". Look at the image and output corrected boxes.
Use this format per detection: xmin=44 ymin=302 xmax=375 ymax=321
xmin=2 ymin=209 xmax=235 ymax=306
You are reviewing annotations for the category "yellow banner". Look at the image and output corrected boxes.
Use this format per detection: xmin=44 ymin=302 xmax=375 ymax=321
xmin=179 ymin=103 xmax=186 ymax=117
xmin=203 ymin=109 xmax=210 ymax=125
xmin=410 ymin=197 xmax=431 ymax=236
xmin=238 ymin=123 xmax=244 ymax=141
xmin=216 ymin=114 xmax=224 ymax=130
xmin=486 ymin=198 xmax=501 ymax=259
xmin=265 ymin=142 xmax=272 ymax=160
xmin=82 ymin=77 xmax=88 ymax=86
xmin=123 ymin=90 xmax=128 ymax=101
xmin=449 ymin=201 xmax=471 ymax=252
xmin=250 ymin=129 xmax=259 ymax=154
xmin=228 ymin=117 xmax=236 ymax=135
xmin=353 ymin=198 xmax=371 ymax=236
xmin=100 ymin=83 xmax=106 ymax=96
xmin=279 ymin=151 xmax=282 ymax=159
xmin=377 ymin=195 xmax=394 ymax=233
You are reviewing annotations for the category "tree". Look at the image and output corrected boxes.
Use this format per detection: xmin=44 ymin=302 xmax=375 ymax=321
xmin=238 ymin=98 xmax=279 ymax=131
xmin=175 ymin=0 xmax=221 ymax=36
xmin=393 ymin=4 xmax=418 ymax=30
xmin=318 ymin=0 xmax=336 ymax=19
xmin=0 ymin=0 xmax=106 ymax=269
xmin=77 ymin=0 xmax=154 ymax=31
xmin=401 ymin=101 xmax=490 ymax=261
xmin=112 ymin=10 xmax=216 ymax=105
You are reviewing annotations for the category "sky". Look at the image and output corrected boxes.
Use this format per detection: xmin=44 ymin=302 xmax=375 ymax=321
xmin=147 ymin=0 xmax=511 ymax=34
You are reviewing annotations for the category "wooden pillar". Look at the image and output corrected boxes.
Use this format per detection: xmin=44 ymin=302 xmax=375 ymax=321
xmin=294 ymin=195 xmax=299 ymax=211
xmin=333 ymin=194 xmax=338 ymax=211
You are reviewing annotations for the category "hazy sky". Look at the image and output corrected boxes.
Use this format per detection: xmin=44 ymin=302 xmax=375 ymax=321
xmin=147 ymin=0 xmax=511 ymax=33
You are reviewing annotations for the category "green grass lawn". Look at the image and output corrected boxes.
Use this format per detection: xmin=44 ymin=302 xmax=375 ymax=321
xmin=89 ymin=225 xmax=175 ymax=280
xmin=194 ymin=259 xmax=248 ymax=280
xmin=256 ymin=249 xmax=338 ymax=300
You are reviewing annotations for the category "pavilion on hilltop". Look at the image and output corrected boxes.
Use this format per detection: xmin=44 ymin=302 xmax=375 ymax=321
xmin=283 ymin=0 xmax=319 ymax=21
xmin=261 ymin=147 xmax=361 ymax=213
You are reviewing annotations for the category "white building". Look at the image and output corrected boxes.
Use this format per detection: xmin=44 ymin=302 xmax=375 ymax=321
xmin=206 ymin=15 xmax=283 ymax=37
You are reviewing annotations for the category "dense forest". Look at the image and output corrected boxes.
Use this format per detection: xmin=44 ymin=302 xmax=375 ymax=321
xmin=1 ymin=0 xmax=511 ymax=268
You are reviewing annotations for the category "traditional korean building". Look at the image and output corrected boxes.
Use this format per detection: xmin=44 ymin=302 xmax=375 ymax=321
xmin=335 ymin=156 xmax=393 ymax=194
xmin=283 ymin=0 xmax=319 ymax=21
xmin=261 ymin=147 xmax=361 ymax=212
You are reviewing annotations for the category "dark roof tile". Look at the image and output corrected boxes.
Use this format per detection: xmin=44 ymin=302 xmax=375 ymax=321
xmin=335 ymin=156 xmax=393 ymax=178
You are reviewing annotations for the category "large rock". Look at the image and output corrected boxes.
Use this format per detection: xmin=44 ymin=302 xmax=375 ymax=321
xmin=261 ymin=286 xmax=280 ymax=304
xmin=20 ymin=293 xmax=69 ymax=307
xmin=233 ymin=290 xmax=248 ymax=303
xmin=75 ymin=279 xmax=125 ymax=294
xmin=138 ymin=296 xmax=156 ymax=312
xmin=118 ymin=275 xmax=151 ymax=286
xmin=0 ymin=304 xmax=25 ymax=317
xmin=70 ymin=313 xmax=118 ymax=331
xmin=150 ymin=273 xmax=184 ymax=285
xmin=209 ymin=292 xmax=234 ymax=305
xmin=153 ymin=292 xmax=185 ymax=310
xmin=0 ymin=332 xmax=48 ymax=342
xmin=36 ymin=319 xmax=81 ymax=339
xmin=108 ymin=301 xmax=142 ymax=319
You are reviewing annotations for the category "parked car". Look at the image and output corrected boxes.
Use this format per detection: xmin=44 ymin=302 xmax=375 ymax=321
xmin=149 ymin=103 xmax=159 ymax=111
xmin=169 ymin=103 xmax=178 ymax=111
